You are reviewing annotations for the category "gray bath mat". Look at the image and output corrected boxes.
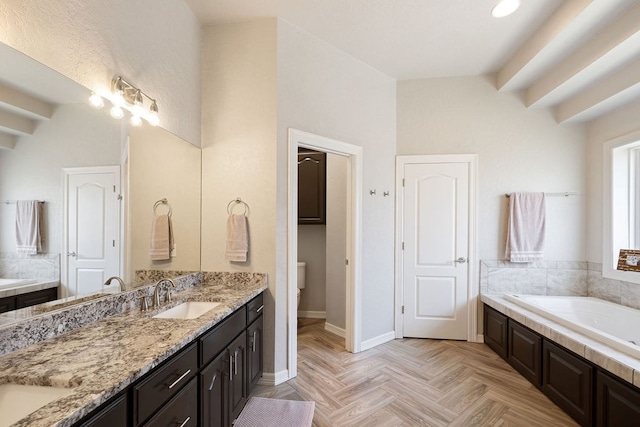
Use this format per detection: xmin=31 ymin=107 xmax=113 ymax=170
xmin=234 ymin=397 xmax=315 ymax=427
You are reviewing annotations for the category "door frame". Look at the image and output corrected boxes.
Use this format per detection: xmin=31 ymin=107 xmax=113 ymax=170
xmin=394 ymin=154 xmax=480 ymax=342
xmin=62 ymin=165 xmax=121 ymax=298
xmin=288 ymin=128 xmax=363 ymax=379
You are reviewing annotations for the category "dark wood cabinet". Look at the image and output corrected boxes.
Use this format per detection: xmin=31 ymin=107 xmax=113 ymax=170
xmin=144 ymin=377 xmax=198 ymax=427
xmin=596 ymin=371 xmax=640 ymax=427
xmin=483 ymin=305 xmax=508 ymax=359
xmin=298 ymin=149 xmax=326 ymax=225
xmin=133 ymin=343 xmax=198 ymax=426
xmin=507 ymin=320 xmax=541 ymax=386
xmin=228 ymin=331 xmax=247 ymax=424
xmin=246 ymin=315 xmax=263 ymax=393
xmin=0 ymin=287 xmax=57 ymax=313
xmin=542 ymin=338 xmax=593 ymax=426
xmin=80 ymin=394 xmax=128 ymax=427
xmin=200 ymin=351 xmax=228 ymax=427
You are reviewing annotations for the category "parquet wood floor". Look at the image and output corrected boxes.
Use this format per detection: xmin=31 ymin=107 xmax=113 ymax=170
xmin=250 ymin=318 xmax=578 ymax=426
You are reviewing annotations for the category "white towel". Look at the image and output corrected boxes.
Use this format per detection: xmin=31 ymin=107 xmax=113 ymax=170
xmin=225 ymin=214 xmax=248 ymax=262
xmin=15 ymin=200 xmax=42 ymax=255
xmin=505 ymin=192 xmax=546 ymax=263
xmin=149 ymin=214 xmax=175 ymax=261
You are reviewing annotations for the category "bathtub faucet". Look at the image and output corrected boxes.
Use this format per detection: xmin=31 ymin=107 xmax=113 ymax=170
xmin=104 ymin=276 xmax=128 ymax=292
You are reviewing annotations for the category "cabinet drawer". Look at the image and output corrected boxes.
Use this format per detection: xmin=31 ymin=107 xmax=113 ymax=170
xmin=79 ymin=393 xmax=128 ymax=427
xmin=143 ymin=377 xmax=197 ymax=427
xmin=246 ymin=293 xmax=264 ymax=325
xmin=201 ymin=308 xmax=246 ymax=365
xmin=134 ymin=343 xmax=198 ymax=425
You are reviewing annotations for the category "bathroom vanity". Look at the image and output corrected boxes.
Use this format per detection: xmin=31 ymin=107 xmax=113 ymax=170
xmin=0 ymin=273 xmax=266 ymax=427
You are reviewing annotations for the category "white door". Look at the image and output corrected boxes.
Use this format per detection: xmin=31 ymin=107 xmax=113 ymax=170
xmin=64 ymin=167 xmax=120 ymax=297
xmin=401 ymin=161 xmax=469 ymax=339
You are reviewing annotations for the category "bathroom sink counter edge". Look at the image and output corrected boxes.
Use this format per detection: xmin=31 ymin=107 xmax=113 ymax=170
xmin=0 ymin=272 xmax=267 ymax=427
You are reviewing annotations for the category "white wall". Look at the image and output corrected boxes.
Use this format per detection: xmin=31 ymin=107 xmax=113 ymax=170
xmin=326 ymin=153 xmax=348 ymax=330
xmin=397 ymin=76 xmax=587 ymax=261
xmin=277 ymin=20 xmax=397 ymax=346
xmin=200 ymin=20 xmax=279 ymax=372
xmin=129 ymin=126 xmax=201 ymax=278
xmin=0 ymin=103 xmax=121 ymax=255
xmin=297 ymin=225 xmax=326 ymax=313
xmin=0 ymin=0 xmax=201 ymax=146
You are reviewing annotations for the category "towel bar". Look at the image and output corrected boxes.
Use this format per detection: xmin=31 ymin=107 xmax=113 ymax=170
xmin=505 ymin=192 xmax=577 ymax=198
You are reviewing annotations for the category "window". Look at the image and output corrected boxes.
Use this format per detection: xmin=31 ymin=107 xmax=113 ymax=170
xmin=604 ymin=134 xmax=640 ymax=283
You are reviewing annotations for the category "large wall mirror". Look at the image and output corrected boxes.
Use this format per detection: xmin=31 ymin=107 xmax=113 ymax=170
xmin=0 ymin=41 xmax=201 ymax=311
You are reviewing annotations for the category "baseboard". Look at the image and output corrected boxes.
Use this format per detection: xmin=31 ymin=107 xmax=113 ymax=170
xmin=475 ymin=334 xmax=484 ymax=343
xmin=361 ymin=331 xmax=395 ymax=351
xmin=324 ymin=322 xmax=346 ymax=338
xmin=258 ymin=369 xmax=289 ymax=386
xmin=297 ymin=310 xmax=326 ymax=319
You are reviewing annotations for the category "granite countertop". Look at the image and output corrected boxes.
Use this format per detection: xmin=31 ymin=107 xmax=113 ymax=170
xmin=0 ymin=274 xmax=267 ymax=427
xmin=481 ymin=294 xmax=640 ymax=388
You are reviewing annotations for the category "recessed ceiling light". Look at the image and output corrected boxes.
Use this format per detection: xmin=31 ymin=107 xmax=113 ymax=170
xmin=492 ymin=0 xmax=521 ymax=18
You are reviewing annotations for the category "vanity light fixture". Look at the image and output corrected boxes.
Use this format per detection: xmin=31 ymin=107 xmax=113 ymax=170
xmin=108 ymin=76 xmax=159 ymax=126
xmin=492 ymin=0 xmax=521 ymax=18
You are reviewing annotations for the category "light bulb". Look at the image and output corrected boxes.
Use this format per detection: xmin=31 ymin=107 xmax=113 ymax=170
xmin=110 ymin=106 xmax=124 ymax=119
xmin=132 ymin=90 xmax=144 ymax=116
xmin=492 ymin=0 xmax=520 ymax=18
xmin=130 ymin=115 xmax=142 ymax=127
xmin=148 ymin=100 xmax=159 ymax=126
xmin=89 ymin=92 xmax=104 ymax=108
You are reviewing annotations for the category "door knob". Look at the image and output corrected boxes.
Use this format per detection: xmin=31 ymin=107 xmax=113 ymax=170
xmin=455 ymin=257 xmax=467 ymax=263
xmin=67 ymin=252 xmax=77 ymax=257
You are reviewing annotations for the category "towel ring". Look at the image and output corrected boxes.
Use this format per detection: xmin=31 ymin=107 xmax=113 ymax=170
xmin=153 ymin=198 xmax=172 ymax=217
xmin=227 ymin=198 xmax=249 ymax=216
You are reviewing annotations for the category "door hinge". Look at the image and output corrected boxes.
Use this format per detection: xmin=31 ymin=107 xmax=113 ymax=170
xmin=401 ymin=306 xmax=405 ymax=314
xmin=345 ymin=259 xmax=349 ymax=266
xmin=402 ymin=242 xmax=404 ymax=250
xmin=113 ymin=185 xmax=116 ymax=192
xmin=117 ymin=194 xmax=123 ymax=201
xmin=113 ymin=240 xmax=115 ymax=247
xmin=402 ymin=178 xmax=405 ymax=187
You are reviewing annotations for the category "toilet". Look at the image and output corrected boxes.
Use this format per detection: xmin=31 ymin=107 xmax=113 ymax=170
xmin=297 ymin=262 xmax=306 ymax=308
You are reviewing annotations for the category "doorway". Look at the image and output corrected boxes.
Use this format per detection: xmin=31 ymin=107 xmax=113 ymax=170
xmin=395 ymin=155 xmax=480 ymax=342
xmin=287 ymin=129 xmax=363 ymax=379
xmin=62 ymin=166 xmax=121 ymax=297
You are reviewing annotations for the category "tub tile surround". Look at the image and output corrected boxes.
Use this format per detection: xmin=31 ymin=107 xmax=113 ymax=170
xmin=0 ymin=252 xmax=60 ymax=281
xmin=0 ymin=271 xmax=267 ymax=427
xmin=482 ymin=294 xmax=640 ymax=389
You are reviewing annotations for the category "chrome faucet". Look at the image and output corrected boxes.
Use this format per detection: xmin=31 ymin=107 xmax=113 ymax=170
xmin=153 ymin=278 xmax=176 ymax=308
xmin=104 ymin=276 xmax=127 ymax=292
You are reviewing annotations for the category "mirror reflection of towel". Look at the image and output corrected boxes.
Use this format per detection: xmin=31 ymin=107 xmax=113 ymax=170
xmin=15 ymin=200 xmax=42 ymax=255
xmin=149 ymin=214 xmax=175 ymax=261
xmin=225 ymin=214 xmax=248 ymax=262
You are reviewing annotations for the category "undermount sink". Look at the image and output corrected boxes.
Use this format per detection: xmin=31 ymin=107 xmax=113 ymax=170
xmin=0 ymin=383 xmax=74 ymax=427
xmin=153 ymin=301 xmax=221 ymax=320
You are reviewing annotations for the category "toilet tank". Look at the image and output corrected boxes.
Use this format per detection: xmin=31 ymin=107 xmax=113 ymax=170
xmin=297 ymin=262 xmax=306 ymax=289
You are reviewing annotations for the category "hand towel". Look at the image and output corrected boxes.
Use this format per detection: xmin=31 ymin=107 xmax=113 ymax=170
xmin=505 ymin=192 xmax=546 ymax=263
xmin=225 ymin=214 xmax=248 ymax=262
xmin=15 ymin=200 xmax=42 ymax=255
xmin=149 ymin=214 xmax=175 ymax=260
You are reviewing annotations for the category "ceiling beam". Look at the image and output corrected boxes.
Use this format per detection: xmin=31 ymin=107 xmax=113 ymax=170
xmin=0 ymin=133 xmax=17 ymax=150
xmin=0 ymin=109 xmax=37 ymax=136
xmin=497 ymin=0 xmax=592 ymax=90
xmin=0 ymin=82 xmax=54 ymax=120
xmin=526 ymin=2 xmax=640 ymax=107
xmin=556 ymin=59 xmax=640 ymax=123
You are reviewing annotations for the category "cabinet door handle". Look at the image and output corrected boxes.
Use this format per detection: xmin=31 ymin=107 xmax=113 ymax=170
xmin=208 ymin=372 xmax=218 ymax=391
xmin=256 ymin=305 xmax=264 ymax=313
xmin=168 ymin=369 xmax=191 ymax=389
xmin=234 ymin=350 xmax=238 ymax=375
xmin=229 ymin=354 xmax=234 ymax=381
xmin=178 ymin=416 xmax=191 ymax=427
xmin=252 ymin=330 xmax=257 ymax=352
